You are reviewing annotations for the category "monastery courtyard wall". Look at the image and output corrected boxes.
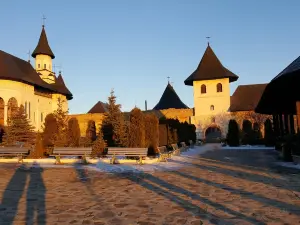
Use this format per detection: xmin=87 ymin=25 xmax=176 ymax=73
xmin=68 ymin=108 xmax=193 ymax=137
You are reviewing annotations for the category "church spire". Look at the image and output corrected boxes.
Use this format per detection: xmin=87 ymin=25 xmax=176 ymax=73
xmin=32 ymin=25 xmax=55 ymax=59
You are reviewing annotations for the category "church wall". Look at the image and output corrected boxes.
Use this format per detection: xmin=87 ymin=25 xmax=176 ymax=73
xmin=0 ymin=79 xmax=69 ymax=131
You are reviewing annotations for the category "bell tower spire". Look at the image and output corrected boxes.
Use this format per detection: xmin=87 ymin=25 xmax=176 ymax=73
xmin=32 ymin=16 xmax=56 ymax=84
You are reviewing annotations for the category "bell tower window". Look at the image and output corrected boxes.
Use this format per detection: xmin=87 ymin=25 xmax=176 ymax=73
xmin=38 ymin=64 xmax=40 ymax=68
xmin=210 ymin=105 xmax=214 ymax=111
xmin=44 ymin=64 xmax=46 ymax=69
xmin=201 ymin=84 xmax=206 ymax=94
xmin=217 ymin=83 xmax=222 ymax=92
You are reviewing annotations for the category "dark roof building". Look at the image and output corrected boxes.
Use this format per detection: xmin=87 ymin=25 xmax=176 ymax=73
xmin=256 ymin=56 xmax=300 ymax=115
xmin=229 ymin=84 xmax=267 ymax=112
xmin=184 ymin=44 xmax=239 ymax=86
xmin=0 ymin=49 xmax=72 ymax=100
xmin=88 ymin=101 xmax=109 ymax=113
xmin=153 ymin=83 xmax=189 ymax=110
xmin=32 ymin=25 xmax=55 ymax=59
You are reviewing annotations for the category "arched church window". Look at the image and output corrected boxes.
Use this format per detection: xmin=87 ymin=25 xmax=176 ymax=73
xmin=201 ymin=84 xmax=206 ymax=94
xmin=210 ymin=105 xmax=214 ymax=111
xmin=38 ymin=64 xmax=40 ymax=68
xmin=28 ymin=102 xmax=31 ymax=119
xmin=217 ymin=83 xmax=222 ymax=92
xmin=44 ymin=64 xmax=46 ymax=69
xmin=41 ymin=112 xmax=43 ymax=122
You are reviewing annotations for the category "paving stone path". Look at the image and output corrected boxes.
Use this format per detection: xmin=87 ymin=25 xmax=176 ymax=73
xmin=0 ymin=144 xmax=299 ymax=224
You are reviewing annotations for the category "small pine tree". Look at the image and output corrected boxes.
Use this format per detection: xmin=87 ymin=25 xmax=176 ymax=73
xmin=264 ymin=119 xmax=275 ymax=146
xmin=91 ymin=126 xmax=107 ymax=157
xmin=102 ymin=89 xmax=127 ymax=147
xmin=144 ymin=113 xmax=159 ymax=155
xmin=67 ymin=117 xmax=81 ymax=147
xmin=2 ymin=105 xmax=36 ymax=147
xmin=30 ymin=133 xmax=45 ymax=158
xmin=42 ymin=113 xmax=58 ymax=148
xmin=226 ymin=119 xmax=240 ymax=146
xmin=53 ymin=97 xmax=69 ymax=147
xmin=86 ymin=120 xmax=97 ymax=143
xmin=128 ymin=107 xmax=145 ymax=147
xmin=241 ymin=119 xmax=252 ymax=145
xmin=251 ymin=122 xmax=262 ymax=145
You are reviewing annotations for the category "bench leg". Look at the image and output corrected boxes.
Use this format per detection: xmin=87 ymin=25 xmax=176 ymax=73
xmin=110 ymin=154 xmax=116 ymax=164
xmin=82 ymin=153 xmax=88 ymax=164
xmin=137 ymin=156 xmax=143 ymax=165
xmin=55 ymin=155 xmax=62 ymax=165
xmin=157 ymin=154 xmax=168 ymax=162
xmin=17 ymin=154 xmax=23 ymax=164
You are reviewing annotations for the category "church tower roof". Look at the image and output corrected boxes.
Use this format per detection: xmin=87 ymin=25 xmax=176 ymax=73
xmin=88 ymin=101 xmax=108 ymax=113
xmin=153 ymin=83 xmax=189 ymax=110
xmin=32 ymin=26 xmax=55 ymax=59
xmin=184 ymin=44 xmax=238 ymax=86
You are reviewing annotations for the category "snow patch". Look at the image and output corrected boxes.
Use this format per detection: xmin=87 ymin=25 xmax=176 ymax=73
xmin=275 ymin=162 xmax=300 ymax=170
xmin=86 ymin=146 xmax=211 ymax=173
xmin=222 ymin=145 xmax=275 ymax=150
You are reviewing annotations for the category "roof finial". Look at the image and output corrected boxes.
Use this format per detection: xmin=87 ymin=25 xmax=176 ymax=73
xmin=27 ymin=50 xmax=31 ymax=63
xmin=42 ymin=15 xmax=46 ymax=27
xmin=206 ymin=36 xmax=211 ymax=46
xmin=167 ymin=76 xmax=170 ymax=84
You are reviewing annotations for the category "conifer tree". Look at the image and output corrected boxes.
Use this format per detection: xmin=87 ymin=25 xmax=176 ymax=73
xmin=144 ymin=113 xmax=159 ymax=155
xmin=128 ymin=107 xmax=145 ymax=147
xmin=53 ymin=97 xmax=69 ymax=147
xmin=241 ymin=119 xmax=252 ymax=145
xmin=30 ymin=132 xmax=45 ymax=158
xmin=102 ymin=89 xmax=127 ymax=147
xmin=226 ymin=119 xmax=240 ymax=146
xmin=264 ymin=119 xmax=275 ymax=146
xmin=2 ymin=104 xmax=35 ymax=147
xmin=91 ymin=125 xmax=107 ymax=157
xmin=86 ymin=120 xmax=97 ymax=143
xmin=67 ymin=117 xmax=81 ymax=147
xmin=42 ymin=113 xmax=58 ymax=148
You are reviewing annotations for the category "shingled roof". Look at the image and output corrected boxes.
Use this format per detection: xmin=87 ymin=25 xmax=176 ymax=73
xmin=153 ymin=83 xmax=189 ymax=110
xmin=88 ymin=101 xmax=108 ymax=114
xmin=184 ymin=44 xmax=239 ymax=86
xmin=0 ymin=50 xmax=72 ymax=100
xmin=229 ymin=84 xmax=267 ymax=112
xmin=255 ymin=56 xmax=300 ymax=114
xmin=32 ymin=26 xmax=55 ymax=59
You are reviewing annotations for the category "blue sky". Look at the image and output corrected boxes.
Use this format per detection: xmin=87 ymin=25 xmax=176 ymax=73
xmin=1 ymin=1 xmax=300 ymax=114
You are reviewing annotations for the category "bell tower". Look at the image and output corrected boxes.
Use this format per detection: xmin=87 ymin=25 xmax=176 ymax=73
xmin=32 ymin=18 xmax=56 ymax=84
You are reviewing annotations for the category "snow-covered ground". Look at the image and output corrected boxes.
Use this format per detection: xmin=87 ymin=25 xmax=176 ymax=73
xmin=221 ymin=145 xmax=275 ymax=150
xmin=21 ymin=146 xmax=211 ymax=172
xmin=274 ymin=162 xmax=300 ymax=170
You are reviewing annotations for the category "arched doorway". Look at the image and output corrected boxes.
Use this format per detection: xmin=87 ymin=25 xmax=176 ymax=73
xmin=7 ymin=97 xmax=18 ymax=123
xmin=205 ymin=125 xmax=222 ymax=143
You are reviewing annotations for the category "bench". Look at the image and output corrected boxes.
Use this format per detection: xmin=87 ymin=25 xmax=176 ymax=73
xmin=50 ymin=147 xmax=92 ymax=164
xmin=107 ymin=147 xmax=148 ymax=165
xmin=171 ymin=143 xmax=181 ymax=156
xmin=0 ymin=147 xmax=30 ymax=163
xmin=157 ymin=146 xmax=171 ymax=162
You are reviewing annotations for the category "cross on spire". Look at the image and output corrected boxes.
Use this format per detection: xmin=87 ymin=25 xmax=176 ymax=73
xmin=27 ymin=50 xmax=31 ymax=63
xmin=206 ymin=36 xmax=211 ymax=46
xmin=42 ymin=15 xmax=46 ymax=27
xmin=167 ymin=76 xmax=170 ymax=84
xmin=53 ymin=64 xmax=62 ymax=74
